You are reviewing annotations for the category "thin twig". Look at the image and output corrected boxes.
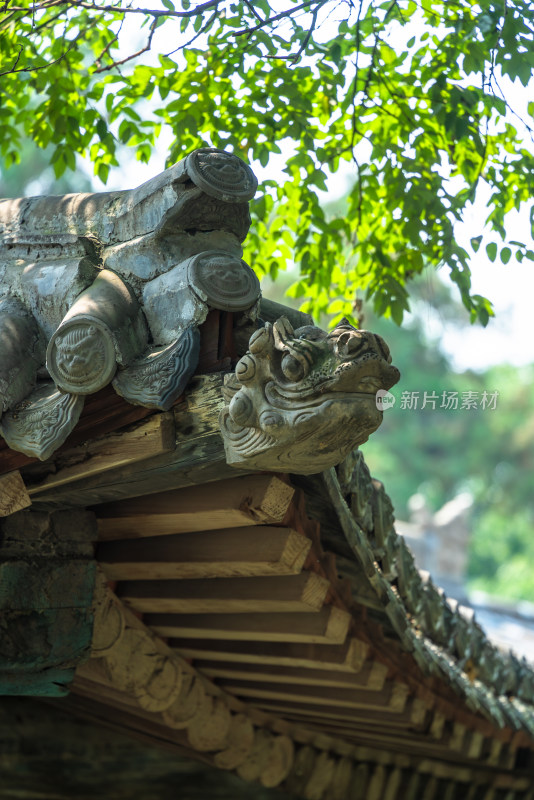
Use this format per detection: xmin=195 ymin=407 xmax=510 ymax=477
xmin=0 ymin=31 xmax=78 ymax=74
xmin=243 ymin=0 xmax=263 ymax=22
xmin=93 ymin=15 xmax=157 ymax=72
xmin=33 ymin=8 xmax=69 ymax=32
xmin=233 ymin=0 xmax=323 ymax=36
xmin=94 ymin=13 xmax=124 ymax=69
xmin=288 ymin=1 xmax=323 ymax=63
xmin=489 ymin=71 xmax=533 ymax=138
xmin=0 ymin=7 xmax=25 ymax=26
xmin=0 ymin=42 xmax=23 ymax=74
xmin=350 ymin=0 xmax=364 ymax=150
xmin=7 ymin=0 xmax=218 ymax=17
xmin=164 ymin=8 xmax=218 ymax=56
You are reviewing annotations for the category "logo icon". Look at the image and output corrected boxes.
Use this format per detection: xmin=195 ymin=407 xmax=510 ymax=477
xmin=376 ymin=389 xmax=396 ymax=410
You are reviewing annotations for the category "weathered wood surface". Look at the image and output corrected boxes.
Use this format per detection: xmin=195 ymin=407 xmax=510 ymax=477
xmin=0 ymin=470 xmax=31 ymax=516
xmin=26 ymin=412 xmax=175 ymax=494
xmin=0 ymin=310 xmax=233 ymax=479
xmin=186 ymin=695 xmax=233 ymax=752
xmin=290 ymin=721 xmax=509 ymax=771
xmin=96 ymin=474 xmax=294 ymax=540
xmin=73 ymin=583 xmax=374 ymax=796
xmin=97 ymin=525 xmax=311 ymax=580
xmin=118 ymin=573 xmax=329 ymax=614
xmin=91 ymin=571 xmax=126 ymax=658
xmin=191 ymin=661 xmax=387 ymax=691
xmin=252 ymin=701 xmax=422 ymax=730
xmin=79 ymin=582 xmax=501 ymax=797
xmin=24 ymin=374 xmax=239 ymax=509
xmin=147 ymin=605 xmax=350 ymax=644
xmin=2 ymin=655 xmax=526 ymax=798
xmin=216 ymin=678 xmax=410 ymax=713
xmin=170 ymin=637 xmax=371 ymax=673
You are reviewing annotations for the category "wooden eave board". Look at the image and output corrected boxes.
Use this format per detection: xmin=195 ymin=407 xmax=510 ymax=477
xmin=249 ymin=700 xmax=424 ymax=729
xmin=26 ymin=413 xmax=176 ymax=495
xmin=66 ymin=680 xmax=527 ymax=798
xmin=146 ymin=605 xmax=350 ymax=644
xmin=97 ymin=526 xmax=311 ymax=580
xmin=97 ymin=474 xmax=295 ymax=539
xmin=192 ymin=659 xmax=388 ymax=691
xmin=21 ymin=374 xmax=234 ymax=509
xmin=289 ymin=717 xmax=519 ymax=773
xmin=215 ymin=678 xmax=411 ymax=714
xmin=280 ymin=720 xmax=504 ymax=770
xmin=169 ymin=637 xmax=372 ymax=673
xmin=0 ymin=383 xmax=156 ymax=477
xmin=67 ymin=580 xmax=533 ymax=797
xmin=117 ymin=572 xmax=330 ymax=614
xmin=5 ymin=313 xmax=231 ymax=485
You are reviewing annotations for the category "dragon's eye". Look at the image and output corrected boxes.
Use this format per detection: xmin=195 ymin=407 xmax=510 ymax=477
xmin=259 ymin=410 xmax=283 ymax=430
xmin=337 ymin=331 xmax=365 ymax=357
xmin=281 ymin=353 xmax=305 ymax=382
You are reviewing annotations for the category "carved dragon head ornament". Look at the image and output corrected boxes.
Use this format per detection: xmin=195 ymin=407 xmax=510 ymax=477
xmin=220 ymin=317 xmax=400 ymax=474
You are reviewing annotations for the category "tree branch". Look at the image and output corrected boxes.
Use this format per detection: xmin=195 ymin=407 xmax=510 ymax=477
xmin=243 ymin=0 xmax=263 ymax=22
xmin=168 ymin=9 xmax=218 ymax=55
xmin=94 ymin=13 xmax=124 ymax=69
xmin=233 ymin=0 xmax=324 ymax=36
xmin=289 ymin=1 xmax=322 ymax=63
xmin=0 ymin=42 xmax=23 ymax=75
xmin=94 ymin=15 xmax=157 ymax=72
xmin=0 ymin=29 xmax=80 ymax=75
xmin=7 ymin=0 xmax=218 ymax=17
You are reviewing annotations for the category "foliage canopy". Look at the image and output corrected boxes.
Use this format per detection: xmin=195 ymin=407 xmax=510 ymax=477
xmin=1 ymin=0 xmax=534 ymax=323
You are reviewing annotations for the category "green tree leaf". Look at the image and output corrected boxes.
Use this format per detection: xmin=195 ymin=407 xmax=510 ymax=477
xmin=0 ymin=0 xmax=532 ymax=327
xmin=486 ymin=242 xmax=498 ymax=262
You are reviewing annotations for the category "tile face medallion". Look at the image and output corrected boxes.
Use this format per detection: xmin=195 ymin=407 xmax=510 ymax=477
xmin=185 ymin=148 xmax=258 ymax=202
xmin=47 ymin=319 xmax=117 ymax=395
xmin=187 ymin=251 xmax=261 ymax=313
xmin=47 ymin=270 xmax=148 ymax=395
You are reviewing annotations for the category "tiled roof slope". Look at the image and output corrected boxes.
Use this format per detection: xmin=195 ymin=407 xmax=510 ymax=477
xmin=296 ymin=449 xmax=534 ymax=738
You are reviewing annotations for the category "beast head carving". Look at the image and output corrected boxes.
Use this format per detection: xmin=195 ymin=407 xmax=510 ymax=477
xmin=219 ymin=316 xmax=400 ymax=474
